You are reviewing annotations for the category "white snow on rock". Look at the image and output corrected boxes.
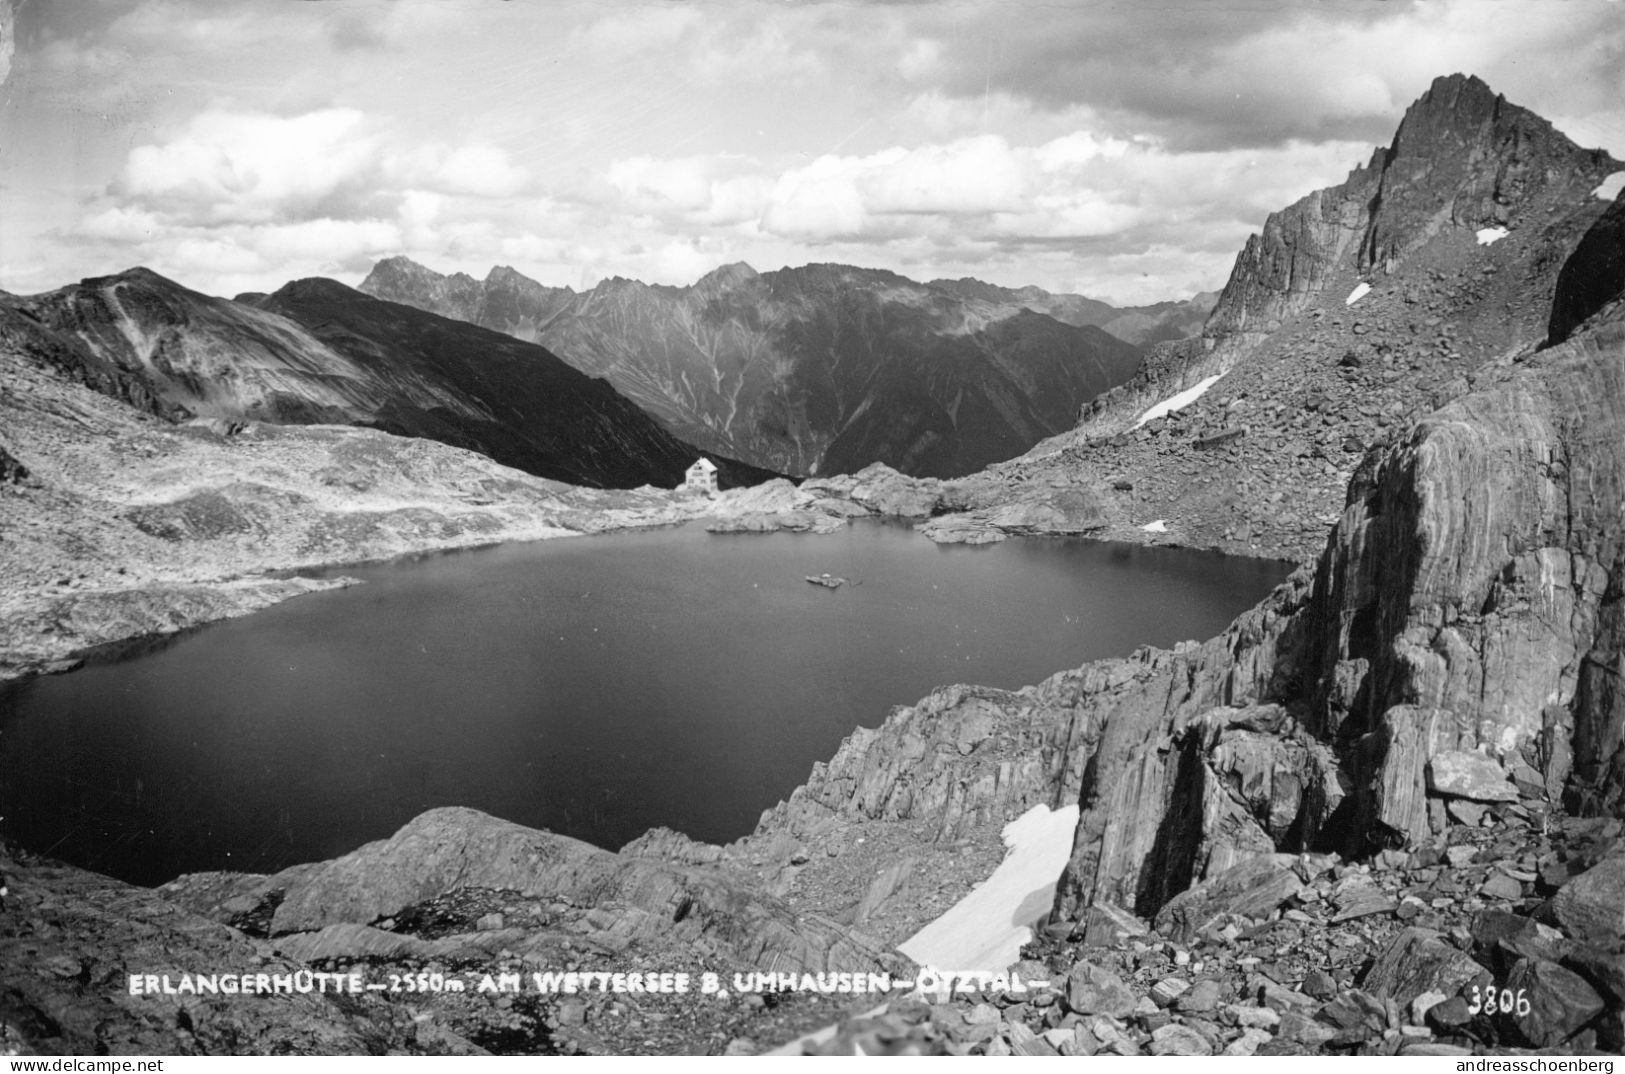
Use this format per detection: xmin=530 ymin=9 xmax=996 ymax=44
xmin=1142 ymin=519 xmax=1169 ymax=533
xmin=1345 ymin=282 xmax=1371 ymax=306
xmin=897 ymin=803 xmax=1080 ymax=972
xmin=1476 ymin=226 xmax=1509 ymax=246
xmin=1594 ymin=170 xmax=1625 ymax=201
xmin=1132 ymin=372 xmax=1225 ymax=429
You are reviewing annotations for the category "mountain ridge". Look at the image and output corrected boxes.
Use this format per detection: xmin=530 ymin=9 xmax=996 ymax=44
xmin=359 ymin=257 xmax=1148 ymax=479
xmin=5 ymin=267 xmax=774 ymax=490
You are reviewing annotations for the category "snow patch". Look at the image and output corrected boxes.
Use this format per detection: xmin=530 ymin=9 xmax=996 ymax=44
xmin=1345 ymin=282 xmax=1371 ymax=306
xmin=1142 ymin=519 xmax=1169 ymax=533
xmin=1476 ymin=226 xmax=1509 ymax=246
xmin=1132 ymin=372 xmax=1225 ymax=429
xmin=1594 ymin=171 xmax=1625 ymax=201
xmin=897 ymin=804 xmax=1080 ymax=972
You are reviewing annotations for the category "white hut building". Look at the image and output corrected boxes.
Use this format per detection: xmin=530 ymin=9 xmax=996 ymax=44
xmin=684 ymin=456 xmax=718 ymax=494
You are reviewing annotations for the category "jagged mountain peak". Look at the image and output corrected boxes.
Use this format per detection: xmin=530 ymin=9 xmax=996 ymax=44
xmin=1365 ymin=73 xmax=1619 ymax=272
xmin=1392 ymin=72 xmax=1563 ymax=153
xmin=1194 ymin=73 xmax=1621 ymax=343
xmin=360 ymin=255 xmax=479 ymax=293
xmin=363 ymin=254 xmax=434 ymax=284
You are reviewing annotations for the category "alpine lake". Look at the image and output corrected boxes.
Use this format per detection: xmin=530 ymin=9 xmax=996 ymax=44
xmin=0 ymin=522 xmax=1291 ymax=885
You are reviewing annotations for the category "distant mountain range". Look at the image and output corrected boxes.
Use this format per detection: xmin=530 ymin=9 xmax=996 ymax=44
xmin=923 ymin=278 xmax=1216 ymax=345
xmin=3 ymin=268 xmax=775 ymax=490
xmin=361 ymin=259 xmax=1176 ymax=478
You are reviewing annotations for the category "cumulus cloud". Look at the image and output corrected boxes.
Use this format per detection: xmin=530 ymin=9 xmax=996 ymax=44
xmin=903 ymin=0 xmax=1625 ymax=151
xmin=390 ymin=144 xmax=532 ymax=199
xmin=108 ymin=107 xmax=533 ymax=227
xmin=65 ymin=101 xmax=542 ymax=295
xmin=114 ymin=109 xmax=380 ymax=226
xmin=747 ymin=129 xmax=1367 ymax=250
xmin=605 ymin=153 xmax=769 ymax=224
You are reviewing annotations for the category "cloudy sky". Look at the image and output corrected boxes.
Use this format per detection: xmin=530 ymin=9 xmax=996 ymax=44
xmin=2 ymin=0 xmax=1622 ymax=304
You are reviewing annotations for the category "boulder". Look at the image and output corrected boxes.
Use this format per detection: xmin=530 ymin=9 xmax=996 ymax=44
xmin=1551 ymin=852 xmax=1625 ymax=945
xmin=1149 ymin=1024 xmax=1212 ymax=1056
xmin=1426 ymin=751 xmax=1517 ymax=801
xmin=1154 ymin=855 xmax=1306 ymax=941
xmin=1506 ymin=957 xmax=1606 ymax=1047
xmin=1064 ymin=961 xmax=1137 ymax=1019
xmin=1360 ymin=927 xmax=1491 ymax=1008
xmin=1081 ymin=901 xmax=1149 ymax=948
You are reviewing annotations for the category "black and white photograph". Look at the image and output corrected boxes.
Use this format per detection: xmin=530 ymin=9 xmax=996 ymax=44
xmin=1 ymin=0 xmax=1623 ymax=1059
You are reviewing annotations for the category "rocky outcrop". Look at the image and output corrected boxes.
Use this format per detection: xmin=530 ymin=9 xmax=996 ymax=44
xmin=0 ymin=843 xmax=482 ymax=1055
xmin=360 ymin=259 xmax=1144 ymax=479
xmin=160 ymin=808 xmax=894 ymax=976
xmin=1549 ymin=190 xmax=1625 ymax=344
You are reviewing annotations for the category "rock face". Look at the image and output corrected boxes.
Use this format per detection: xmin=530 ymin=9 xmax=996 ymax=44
xmin=6 ymin=269 xmax=773 ymax=491
xmin=360 ymin=259 xmax=1144 ymax=479
xmin=1038 ymin=299 xmax=1625 ymax=924
xmin=1549 ymin=190 xmax=1625 ymax=344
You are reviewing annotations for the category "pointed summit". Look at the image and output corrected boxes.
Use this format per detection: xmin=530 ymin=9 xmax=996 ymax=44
xmin=693 ymin=262 xmax=759 ymax=295
xmin=359 ymin=256 xmax=484 ymax=322
xmin=1207 ymin=73 xmax=1621 ymax=338
xmin=1364 ymin=73 xmax=1619 ymax=270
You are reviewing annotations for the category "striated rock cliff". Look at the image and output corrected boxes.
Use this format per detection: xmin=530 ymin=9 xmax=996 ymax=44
xmin=1549 ymin=190 xmax=1625 ymax=344
xmin=360 ymin=259 xmax=1144 ymax=479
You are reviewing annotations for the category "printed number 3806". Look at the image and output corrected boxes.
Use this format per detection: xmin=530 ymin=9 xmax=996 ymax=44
xmin=1466 ymin=985 xmax=1530 ymax=1016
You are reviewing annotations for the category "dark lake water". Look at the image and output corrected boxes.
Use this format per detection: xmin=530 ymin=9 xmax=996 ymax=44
xmin=0 ymin=524 xmax=1289 ymax=886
